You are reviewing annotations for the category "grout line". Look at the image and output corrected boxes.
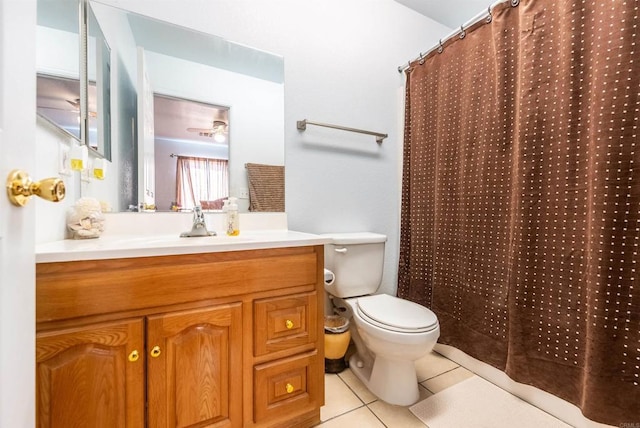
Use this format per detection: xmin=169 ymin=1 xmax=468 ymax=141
xmin=365 ymin=403 xmax=389 ymax=428
xmin=318 ymin=372 xmax=367 ymax=425
xmin=332 ymin=370 xmax=390 ymax=426
xmin=337 ymin=369 xmax=379 ymax=406
xmin=420 ymin=369 xmax=477 ymax=395
xmin=319 ymin=403 xmax=366 ymax=425
xmin=419 ymin=364 xmax=462 ymax=383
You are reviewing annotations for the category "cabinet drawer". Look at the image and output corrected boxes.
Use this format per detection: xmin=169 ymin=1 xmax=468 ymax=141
xmin=253 ymin=351 xmax=322 ymax=424
xmin=254 ymin=292 xmax=317 ymax=356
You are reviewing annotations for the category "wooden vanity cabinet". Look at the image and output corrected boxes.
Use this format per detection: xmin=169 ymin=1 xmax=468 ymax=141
xmin=36 ymin=246 xmax=324 ymax=428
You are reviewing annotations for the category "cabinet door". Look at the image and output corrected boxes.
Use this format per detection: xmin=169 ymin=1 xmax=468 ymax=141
xmin=36 ymin=318 xmax=145 ymax=428
xmin=147 ymin=304 xmax=242 ymax=428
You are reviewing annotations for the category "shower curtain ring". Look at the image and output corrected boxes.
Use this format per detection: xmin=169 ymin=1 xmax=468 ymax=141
xmin=437 ymin=39 xmax=444 ymax=53
xmin=459 ymin=25 xmax=466 ymax=39
xmin=511 ymin=0 xmax=520 ymax=6
xmin=419 ymin=52 xmax=425 ymax=65
xmin=486 ymin=6 xmax=493 ymax=23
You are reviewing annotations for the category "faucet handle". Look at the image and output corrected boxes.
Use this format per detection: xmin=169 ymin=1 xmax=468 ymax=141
xmin=180 ymin=205 xmax=216 ymax=237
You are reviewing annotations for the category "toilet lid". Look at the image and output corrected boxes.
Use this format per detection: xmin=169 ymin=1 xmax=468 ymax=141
xmin=356 ymin=294 xmax=439 ymax=333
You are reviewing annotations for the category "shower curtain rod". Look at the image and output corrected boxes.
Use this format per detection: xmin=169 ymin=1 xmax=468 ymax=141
xmin=397 ymin=0 xmax=514 ymax=73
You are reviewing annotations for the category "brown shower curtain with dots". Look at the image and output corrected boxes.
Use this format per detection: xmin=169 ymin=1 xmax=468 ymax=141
xmin=397 ymin=0 xmax=640 ymax=424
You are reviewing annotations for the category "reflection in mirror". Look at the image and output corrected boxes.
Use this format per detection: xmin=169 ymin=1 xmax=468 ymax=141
xmin=153 ymin=95 xmax=230 ymax=212
xmin=36 ymin=0 xmax=80 ymax=141
xmin=84 ymin=1 xmax=285 ymax=213
xmin=85 ymin=2 xmax=111 ymax=159
xmin=36 ymin=74 xmax=82 ymax=140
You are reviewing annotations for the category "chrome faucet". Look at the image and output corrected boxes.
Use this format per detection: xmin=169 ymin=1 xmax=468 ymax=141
xmin=180 ymin=205 xmax=216 ymax=237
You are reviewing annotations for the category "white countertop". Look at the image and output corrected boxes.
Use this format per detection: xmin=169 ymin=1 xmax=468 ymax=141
xmin=36 ymin=230 xmax=331 ymax=263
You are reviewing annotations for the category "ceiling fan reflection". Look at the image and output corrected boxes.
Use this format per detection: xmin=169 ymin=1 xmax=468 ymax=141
xmin=186 ymin=120 xmax=228 ymax=142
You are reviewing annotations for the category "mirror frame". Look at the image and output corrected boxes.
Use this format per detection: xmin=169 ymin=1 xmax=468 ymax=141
xmin=80 ymin=0 xmax=111 ymax=160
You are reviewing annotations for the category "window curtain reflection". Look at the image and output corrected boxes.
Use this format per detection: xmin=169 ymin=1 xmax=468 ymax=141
xmin=175 ymin=156 xmax=228 ymax=210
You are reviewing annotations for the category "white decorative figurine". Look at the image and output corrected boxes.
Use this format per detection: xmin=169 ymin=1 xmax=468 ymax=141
xmin=67 ymin=197 xmax=105 ymax=239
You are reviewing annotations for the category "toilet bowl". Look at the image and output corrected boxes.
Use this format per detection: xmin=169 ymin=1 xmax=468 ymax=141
xmin=323 ymin=233 xmax=440 ymax=406
xmin=333 ymin=294 xmax=439 ymax=405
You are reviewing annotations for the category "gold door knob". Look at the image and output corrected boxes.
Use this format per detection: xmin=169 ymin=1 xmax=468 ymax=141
xmin=150 ymin=346 xmax=161 ymax=358
xmin=285 ymin=383 xmax=294 ymax=394
xmin=128 ymin=350 xmax=139 ymax=362
xmin=6 ymin=169 xmax=65 ymax=207
xmin=285 ymin=320 xmax=294 ymax=329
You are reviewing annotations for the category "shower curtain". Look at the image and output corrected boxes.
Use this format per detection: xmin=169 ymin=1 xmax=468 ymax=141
xmin=398 ymin=0 xmax=639 ymax=424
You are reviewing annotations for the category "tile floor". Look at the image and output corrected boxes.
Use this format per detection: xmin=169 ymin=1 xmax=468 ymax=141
xmin=315 ymin=350 xmax=528 ymax=427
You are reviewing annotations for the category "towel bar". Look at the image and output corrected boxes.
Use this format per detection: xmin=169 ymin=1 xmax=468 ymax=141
xmin=297 ymin=119 xmax=387 ymax=144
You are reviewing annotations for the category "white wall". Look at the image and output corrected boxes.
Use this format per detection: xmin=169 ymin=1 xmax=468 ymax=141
xmin=35 ymin=0 xmax=450 ymax=295
xmin=36 ymin=26 xmax=78 ymax=77
xmin=35 ymin=119 xmax=82 ymax=243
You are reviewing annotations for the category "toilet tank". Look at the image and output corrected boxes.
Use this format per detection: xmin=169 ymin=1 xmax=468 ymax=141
xmin=323 ymin=232 xmax=387 ymax=298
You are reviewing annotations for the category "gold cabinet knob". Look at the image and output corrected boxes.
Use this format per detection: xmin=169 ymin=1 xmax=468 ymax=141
xmin=150 ymin=345 xmax=161 ymax=358
xmin=6 ymin=169 xmax=65 ymax=207
xmin=285 ymin=383 xmax=294 ymax=394
xmin=128 ymin=350 xmax=139 ymax=362
xmin=285 ymin=320 xmax=294 ymax=329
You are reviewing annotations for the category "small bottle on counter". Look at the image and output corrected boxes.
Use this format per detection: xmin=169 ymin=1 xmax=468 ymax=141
xmin=226 ymin=197 xmax=239 ymax=236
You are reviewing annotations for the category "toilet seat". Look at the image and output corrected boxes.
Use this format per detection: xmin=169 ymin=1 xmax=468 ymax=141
xmin=356 ymin=294 xmax=438 ymax=333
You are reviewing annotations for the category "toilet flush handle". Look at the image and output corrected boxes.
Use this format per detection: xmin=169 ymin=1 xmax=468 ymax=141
xmin=334 ymin=247 xmax=348 ymax=254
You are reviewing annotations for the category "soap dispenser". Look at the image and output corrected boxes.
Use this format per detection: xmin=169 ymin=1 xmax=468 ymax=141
xmin=226 ymin=197 xmax=239 ymax=236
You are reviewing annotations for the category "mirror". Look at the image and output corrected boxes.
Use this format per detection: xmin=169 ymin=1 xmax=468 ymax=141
xmin=85 ymin=2 xmax=111 ymax=159
xmin=36 ymin=0 xmax=81 ymax=141
xmin=36 ymin=0 xmax=112 ymax=159
xmin=83 ymin=1 xmax=285 ymax=212
xmin=154 ymin=95 xmax=230 ymax=212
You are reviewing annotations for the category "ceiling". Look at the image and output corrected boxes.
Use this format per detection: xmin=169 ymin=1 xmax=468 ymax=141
xmin=394 ymin=0 xmax=495 ymax=28
xmin=154 ymin=95 xmax=229 ymax=145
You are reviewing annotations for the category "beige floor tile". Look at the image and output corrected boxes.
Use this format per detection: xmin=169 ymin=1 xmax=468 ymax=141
xmin=367 ymin=385 xmax=431 ymax=428
xmin=420 ymin=366 xmax=475 ymax=394
xmin=337 ymin=368 xmax=378 ymax=404
xmin=315 ymin=406 xmax=385 ymax=428
xmin=321 ymin=373 xmax=364 ymax=421
xmin=414 ymin=351 xmax=459 ymax=382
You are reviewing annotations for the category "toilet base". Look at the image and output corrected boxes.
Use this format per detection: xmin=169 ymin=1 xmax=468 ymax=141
xmin=348 ymin=352 xmax=420 ymax=406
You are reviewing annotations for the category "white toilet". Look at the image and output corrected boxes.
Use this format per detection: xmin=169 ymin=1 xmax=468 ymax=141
xmin=323 ymin=232 xmax=440 ymax=406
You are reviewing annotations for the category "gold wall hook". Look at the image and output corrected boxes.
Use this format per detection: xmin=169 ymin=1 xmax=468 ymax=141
xmin=6 ymin=169 xmax=65 ymax=207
